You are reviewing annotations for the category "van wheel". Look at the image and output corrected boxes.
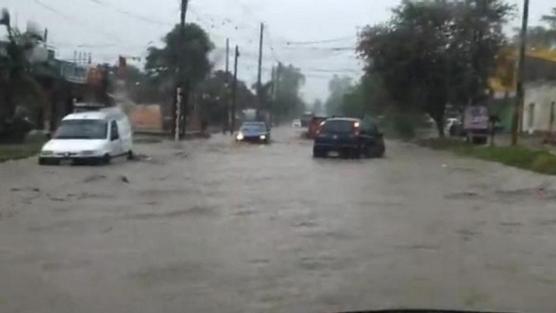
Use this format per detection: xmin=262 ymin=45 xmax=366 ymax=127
xmin=127 ymin=150 xmax=134 ymax=160
xmin=102 ymin=154 xmax=111 ymax=165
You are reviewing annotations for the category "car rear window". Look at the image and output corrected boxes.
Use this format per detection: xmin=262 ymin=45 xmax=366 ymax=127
xmin=241 ymin=123 xmax=266 ymax=132
xmin=321 ymin=120 xmax=355 ymax=133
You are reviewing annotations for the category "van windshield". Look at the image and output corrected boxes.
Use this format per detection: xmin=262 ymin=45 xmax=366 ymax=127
xmin=54 ymin=120 xmax=108 ymax=140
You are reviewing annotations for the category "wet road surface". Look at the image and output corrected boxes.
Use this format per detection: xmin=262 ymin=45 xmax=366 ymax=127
xmin=1 ymin=127 xmax=556 ymax=313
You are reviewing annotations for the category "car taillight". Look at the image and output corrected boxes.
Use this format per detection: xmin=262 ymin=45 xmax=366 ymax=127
xmin=354 ymin=122 xmax=360 ymax=136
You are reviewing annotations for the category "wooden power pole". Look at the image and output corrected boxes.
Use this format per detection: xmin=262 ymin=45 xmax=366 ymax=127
xmin=256 ymin=23 xmax=264 ymax=119
xmin=225 ymin=38 xmax=231 ymax=134
xmin=174 ymin=0 xmax=189 ymax=141
xmin=511 ymin=0 xmax=530 ymax=146
xmin=231 ymin=45 xmax=240 ymax=132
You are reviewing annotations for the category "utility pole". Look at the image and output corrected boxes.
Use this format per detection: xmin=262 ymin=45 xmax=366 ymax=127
xmin=174 ymin=0 xmax=189 ymax=140
xmin=175 ymin=87 xmax=182 ymax=142
xmin=274 ymin=63 xmax=282 ymax=100
xmin=270 ymin=63 xmax=282 ymax=124
xmin=511 ymin=0 xmax=530 ymax=146
xmin=256 ymin=23 xmax=264 ymax=120
xmin=269 ymin=66 xmax=276 ymax=125
xmin=225 ymin=38 xmax=232 ymax=134
xmin=231 ymin=45 xmax=240 ymax=132
xmin=180 ymin=0 xmax=188 ymax=28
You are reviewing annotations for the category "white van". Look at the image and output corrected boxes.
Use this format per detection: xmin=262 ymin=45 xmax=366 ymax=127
xmin=39 ymin=108 xmax=133 ymax=165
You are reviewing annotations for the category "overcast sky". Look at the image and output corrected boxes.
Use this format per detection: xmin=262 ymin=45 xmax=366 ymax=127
xmin=1 ymin=0 xmax=554 ymax=102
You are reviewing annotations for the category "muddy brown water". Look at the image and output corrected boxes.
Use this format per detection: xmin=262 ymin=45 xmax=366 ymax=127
xmin=0 ymin=127 xmax=555 ymax=312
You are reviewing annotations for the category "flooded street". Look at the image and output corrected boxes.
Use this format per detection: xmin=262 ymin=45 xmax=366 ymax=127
xmin=1 ymin=127 xmax=556 ymax=313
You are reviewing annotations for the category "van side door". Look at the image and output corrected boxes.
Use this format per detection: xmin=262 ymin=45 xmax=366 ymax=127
xmin=117 ymin=118 xmax=132 ymax=154
xmin=109 ymin=120 xmax=123 ymax=156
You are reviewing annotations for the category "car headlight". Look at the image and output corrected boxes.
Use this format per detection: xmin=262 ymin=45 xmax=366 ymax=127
xmin=236 ymin=133 xmax=244 ymax=140
xmin=260 ymin=135 xmax=266 ymax=140
xmin=40 ymin=150 xmax=53 ymax=156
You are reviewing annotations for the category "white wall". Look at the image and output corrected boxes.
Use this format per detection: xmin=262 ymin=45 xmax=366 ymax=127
xmin=522 ymin=82 xmax=556 ymax=133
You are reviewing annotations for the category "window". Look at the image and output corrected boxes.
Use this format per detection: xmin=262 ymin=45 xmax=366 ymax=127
xmin=110 ymin=121 xmax=120 ymax=140
xmin=54 ymin=120 xmax=108 ymax=139
xmin=321 ymin=120 xmax=355 ymax=133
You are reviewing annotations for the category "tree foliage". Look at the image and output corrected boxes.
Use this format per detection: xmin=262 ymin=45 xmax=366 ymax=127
xmin=357 ymin=0 xmax=513 ymax=136
xmin=267 ymin=64 xmax=306 ymax=121
xmin=325 ymin=75 xmax=352 ymax=115
xmin=195 ymin=70 xmax=255 ymax=124
xmin=0 ymin=9 xmax=45 ymax=140
xmin=526 ymin=6 xmax=556 ymax=49
xmin=339 ymin=74 xmax=390 ymax=118
xmin=145 ymin=23 xmax=214 ymax=98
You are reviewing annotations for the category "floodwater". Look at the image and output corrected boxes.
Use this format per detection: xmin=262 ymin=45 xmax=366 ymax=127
xmin=1 ymin=127 xmax=556 ymax=313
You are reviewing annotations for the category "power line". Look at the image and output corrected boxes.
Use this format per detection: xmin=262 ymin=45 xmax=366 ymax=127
xmin=264 ymin=26 xmax=281 ymax=63
xmin=281 ymin=46 xmax=354 ymax=51
xmin=283 ymin=36 xmax=356 ymax=46
xmin=82 ymin=0 xmax=171 ymax=26
xmin=32 ymin=0 xmax=122 ymax=42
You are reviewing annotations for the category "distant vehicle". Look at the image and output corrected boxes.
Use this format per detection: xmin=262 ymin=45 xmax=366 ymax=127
xmin=307 ymin=116 xmax=327 ymax=139
xmin=313 ymin=117 xmax=385 ymax=158
xmin=445 ymin=117 xmax=464 ymax=137
xmin=236 ymin=121 xmax=270 ymax=143
xmin=463 ymin=105 xmax=489 ymax=144
xmin=292 ymin=119 xmax=302 ymax=128
xmin=39 ymin=108 xmax=133 ymax=165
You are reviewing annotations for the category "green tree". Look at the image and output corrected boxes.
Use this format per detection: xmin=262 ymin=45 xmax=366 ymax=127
xmin=124 ymin=65 xmax=161 ymax=104
xmin=196 ymin=70 xmax=255 ymax=125
xmin=357 ymin=0 xmax=513 ymax=136
xmin=0 ymin=8 xmax=45 ymax=141
xmin=270 ymin=64 xmax=306 ymax=121
xmin=541 ymin=6 xmax=556 ymax=29
xmin=311 ymin=99 xmax=324 ymax=115
xmin=145 ymin=23 xmax=214 ymax=129
xmin=339 ymin=74 xmax=389 ymax=118
xmin=325 ymin=75 xmax=352 ymax=115
xmin=526 ymin=6 xmax=556 ymax=49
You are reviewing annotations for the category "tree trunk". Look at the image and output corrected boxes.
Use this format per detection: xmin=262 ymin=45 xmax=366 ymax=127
xmin=436 ymin=120 xmax=445 ymax=138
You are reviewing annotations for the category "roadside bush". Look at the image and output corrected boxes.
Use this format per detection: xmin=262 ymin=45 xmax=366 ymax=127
xmin=379 ymin=113 xmax=417 ymax=139
xmin=531 ymin=154 xmax=556 ymax=175
xmin=418 ymin=138 xmax=556 ymax=175
xmin=0 ymin=117 xmax=34 ymax=144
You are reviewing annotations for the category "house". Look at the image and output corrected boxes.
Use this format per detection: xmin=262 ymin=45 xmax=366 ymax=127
xmin=521 ymin=50 xmax=556 ymax=134
xmin=489 ymin=49 xmax=556 ymax=134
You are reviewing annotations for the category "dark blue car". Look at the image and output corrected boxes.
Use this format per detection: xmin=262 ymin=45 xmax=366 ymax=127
xmin=313 ymin=118 xmax=385 ymax=158
xmin=236 ymin=121 xmax=270 ymax=143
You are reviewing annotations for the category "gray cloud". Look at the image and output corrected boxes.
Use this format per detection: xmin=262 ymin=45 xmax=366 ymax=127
xmin=1 ymin=0 xmax=553 ymax=101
